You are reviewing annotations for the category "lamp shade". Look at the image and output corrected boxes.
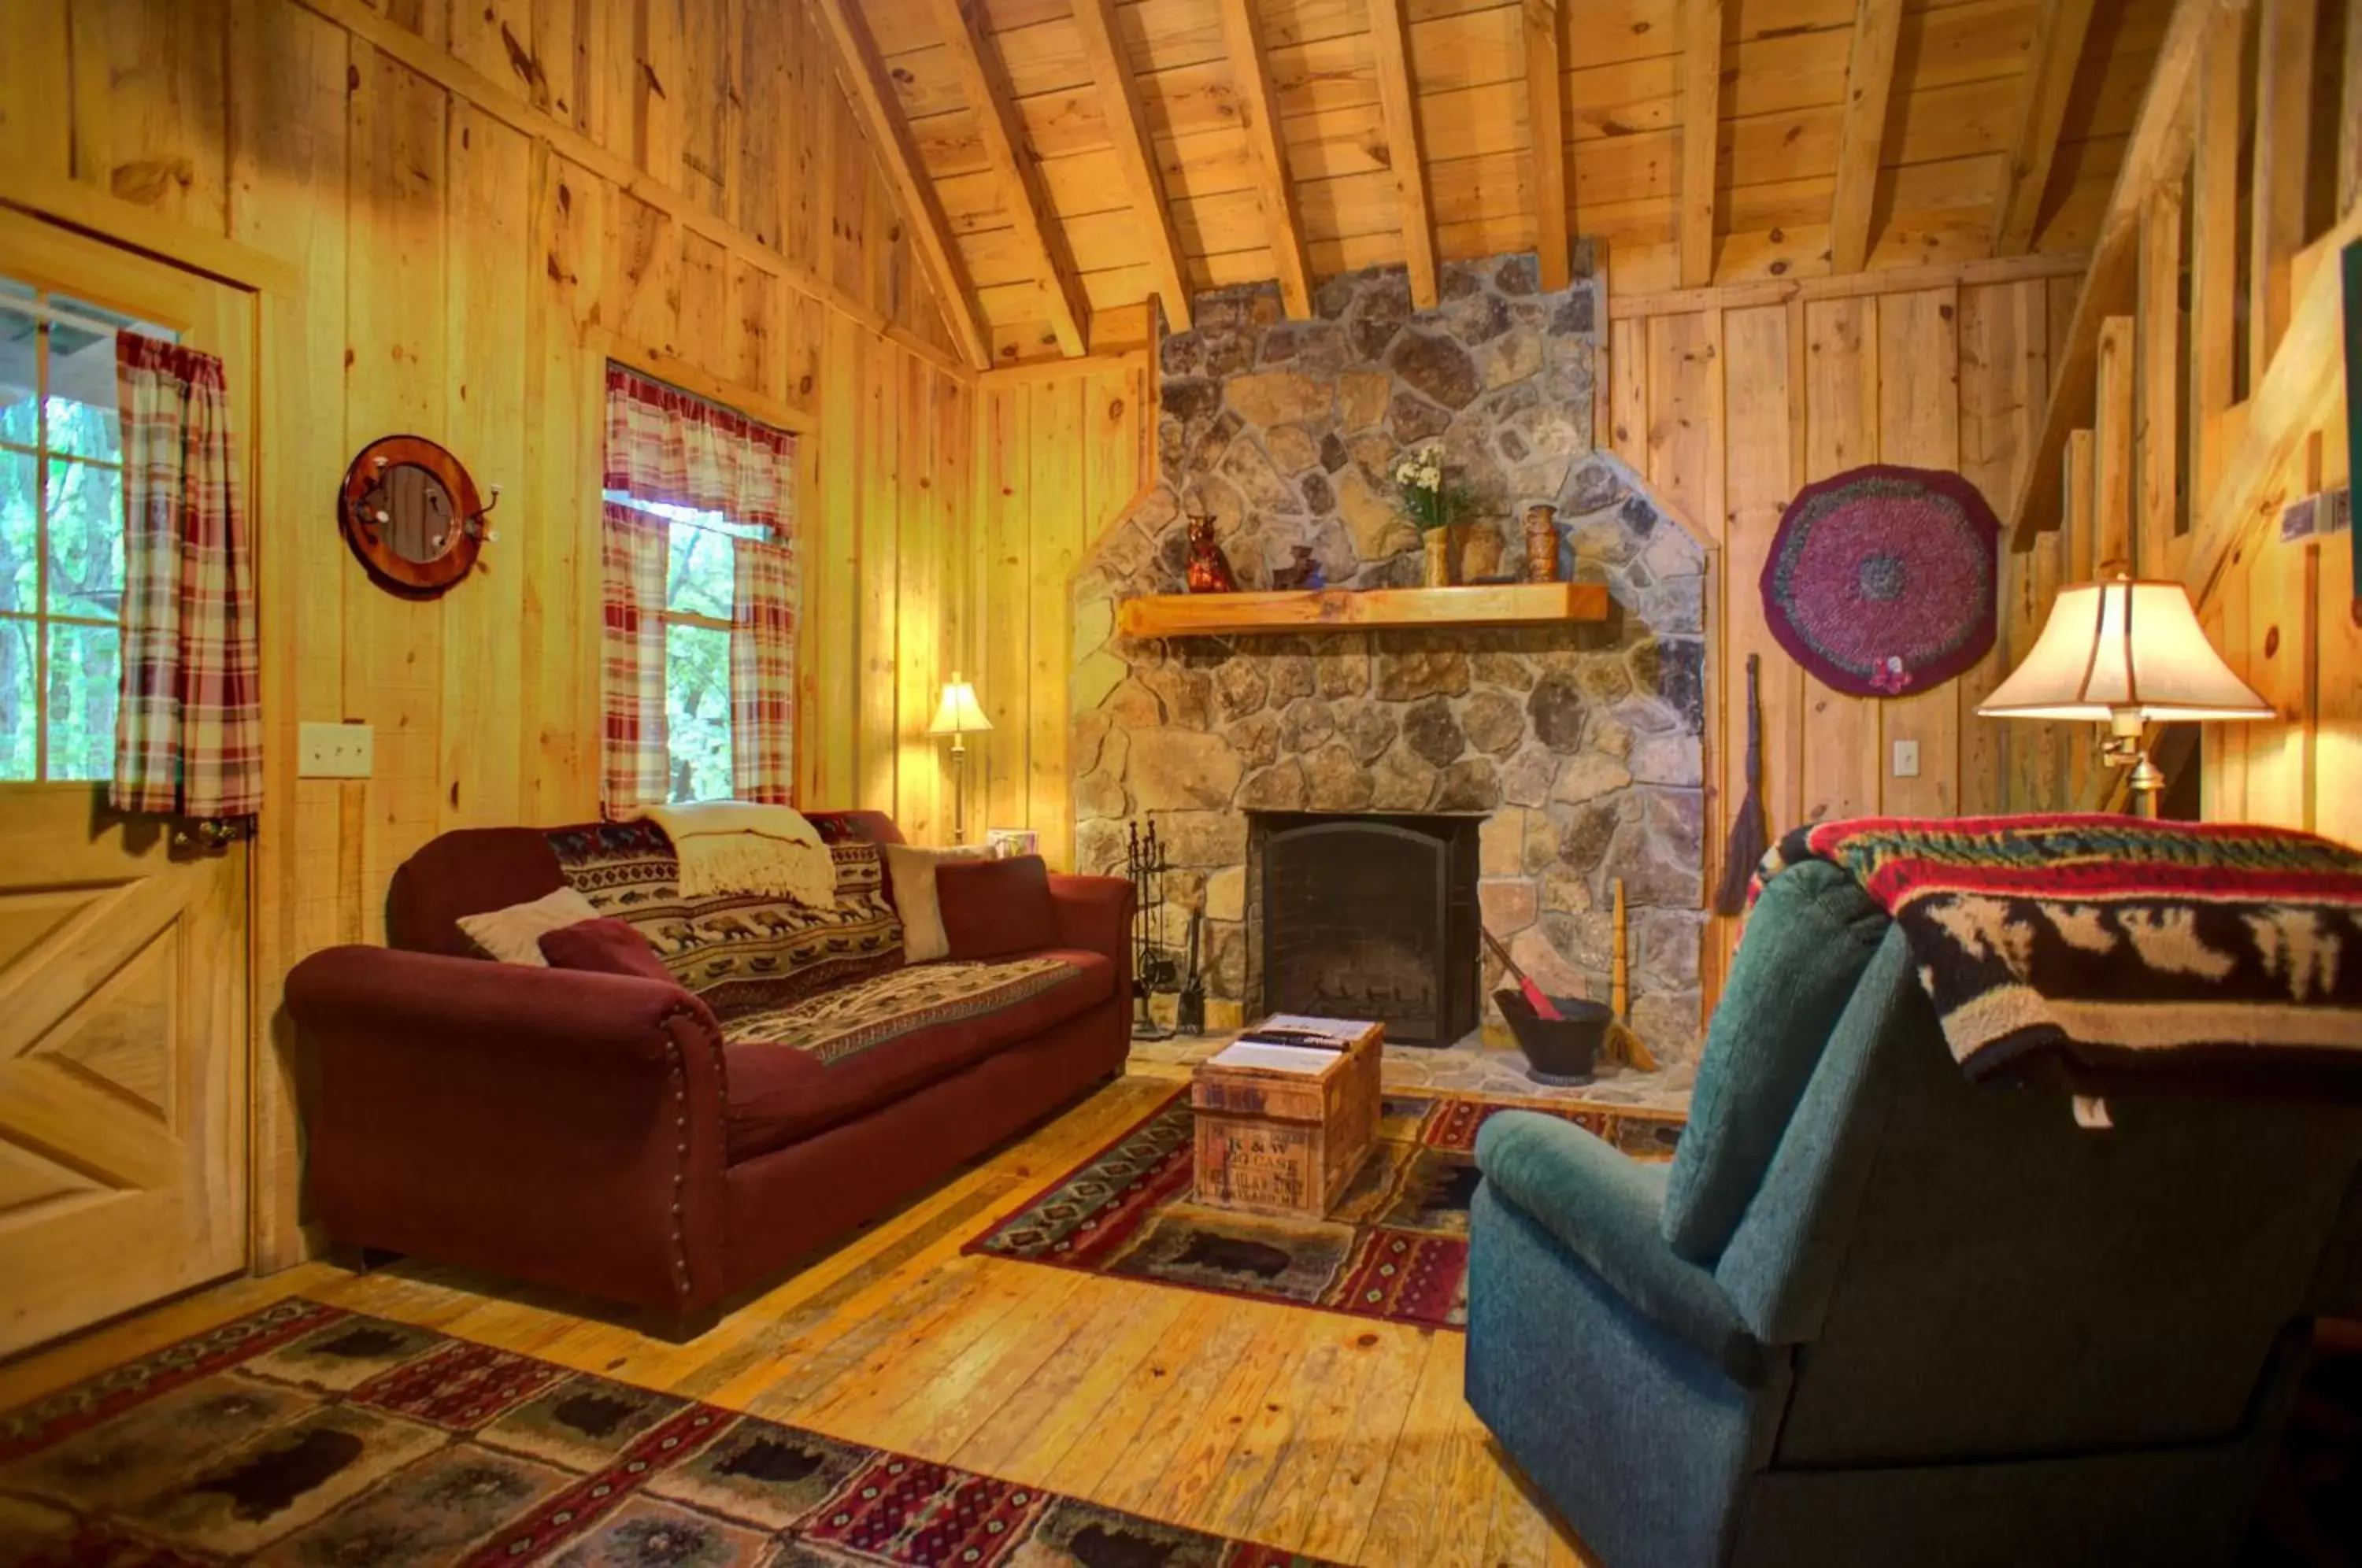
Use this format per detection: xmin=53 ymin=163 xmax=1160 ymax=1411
xmin=926 ymin=673 xmax=992 ymax=737
xmin=1976 ymin=578 xmax=2271 ymax=723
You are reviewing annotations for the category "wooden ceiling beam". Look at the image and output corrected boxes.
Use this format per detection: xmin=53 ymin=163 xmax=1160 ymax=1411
xmin=1677 ymin=0 xmax=1723 ymax=287
xmin=1368 ymin=0 xmax=1439 ymax=309
xmin=1827 ymin=0 xmax=1903 ymax=274
xmin=809 ymin=0 xmax=991 ymax=369
xmin=1216 ymin=0 xmax=1315 ymax=317
xmin=924 ymin=0 xmax=1092 ymax=357
xmin=1991 ymin=0 xmax=2100 ymax=256
xmin=2004 ymin=0 xmax=2221 ymax=548
xmin=1523 ymin=0 xmax=1572 ymax=291
xmin=1070 ymin=0 xmax=1193 ymax=332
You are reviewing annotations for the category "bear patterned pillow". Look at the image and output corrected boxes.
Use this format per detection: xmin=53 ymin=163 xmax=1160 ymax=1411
xmin=456 ymin=885 xmax=601 ymax=966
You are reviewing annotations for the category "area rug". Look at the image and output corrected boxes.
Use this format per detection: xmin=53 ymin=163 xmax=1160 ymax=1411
xmin=965 ymin=1091 xmax=1685 ymax=1330
xmin=0 ymin=1297 xmax=1333 ymax=1566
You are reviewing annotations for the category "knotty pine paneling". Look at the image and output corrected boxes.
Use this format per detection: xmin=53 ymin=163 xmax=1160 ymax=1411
xmin=6 ymin=0 xmax=977 ymax=1266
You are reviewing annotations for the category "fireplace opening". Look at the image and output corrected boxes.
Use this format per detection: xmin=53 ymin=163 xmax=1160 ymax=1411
xmin=1251 ymin=812 xmax=1481 ymax=1045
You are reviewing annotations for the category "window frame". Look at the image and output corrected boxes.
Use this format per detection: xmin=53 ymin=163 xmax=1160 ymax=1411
xmin=0 ymin=283 xmax=172 ymax=784
xmin=601 ymin=490 xmax=763 ymax=805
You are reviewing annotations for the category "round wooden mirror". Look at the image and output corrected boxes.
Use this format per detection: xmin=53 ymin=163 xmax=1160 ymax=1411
xmin=339 ymin=435 xmax=490 ymax=598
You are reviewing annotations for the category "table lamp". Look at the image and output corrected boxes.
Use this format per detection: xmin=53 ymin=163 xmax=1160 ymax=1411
xmin=927 ymin=673 xmax=992 ymax=842
xmin=1975 ymin=575 xmax=2271 ymax=816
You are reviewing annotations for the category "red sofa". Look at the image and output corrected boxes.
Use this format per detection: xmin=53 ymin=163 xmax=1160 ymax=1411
xmin=285 ymin=811 xmax=1131 ymax=1337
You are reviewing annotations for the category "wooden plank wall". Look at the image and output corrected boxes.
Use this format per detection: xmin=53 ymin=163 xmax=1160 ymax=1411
xmin=2 ymin=0 xmax=979 ymax=1263
xmin=1604 ymin=269 xmax=2067 ymax=984
xmin=970 ymin=360 xmax=1153 ymax=866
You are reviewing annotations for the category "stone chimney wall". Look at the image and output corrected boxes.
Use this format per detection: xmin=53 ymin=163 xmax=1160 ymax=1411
xmin=1067 ymin=254 xmax=1709 ymax=1063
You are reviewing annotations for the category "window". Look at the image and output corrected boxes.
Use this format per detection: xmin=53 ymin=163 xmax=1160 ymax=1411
xmin=601 ymin=491 xmax=761 ymax=804
xmin=0 ymin=279 xmax=174 ymax=782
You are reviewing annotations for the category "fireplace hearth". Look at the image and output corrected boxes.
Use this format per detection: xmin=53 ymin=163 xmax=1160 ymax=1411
xmin=1252 ymin=812 xmax=1480 ymax=1045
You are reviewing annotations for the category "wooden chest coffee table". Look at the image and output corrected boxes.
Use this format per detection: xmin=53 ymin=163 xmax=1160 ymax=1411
xmin=1192 ymin=1015 xmax=1384 ymax=1218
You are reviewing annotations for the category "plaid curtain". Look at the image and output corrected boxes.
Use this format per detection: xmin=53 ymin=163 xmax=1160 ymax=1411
xmin=600 ymin=502 xmax=668 ymax=815
xmin=604 ymin=364 xmax=794 ymax=532
xmin=112 ymin=333 xmax=261 ymax=819
xmin=730 ymin=536 xmax=797 ymax=804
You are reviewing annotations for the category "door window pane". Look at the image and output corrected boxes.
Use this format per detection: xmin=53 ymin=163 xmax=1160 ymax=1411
xmin=0 ymin=617 xmax=32 ymax=779
xmin=665 ymin=622 xmax=733 ymax=804
xmin=44 ymin=621 xmax=118 ymax=781
xmin=0 ymin=449 xmax=33 ymax=615
xmin=0 ymin=305 xmax=34 ymax=446
xmin=46 ymin=458 xmax=123 ymax=619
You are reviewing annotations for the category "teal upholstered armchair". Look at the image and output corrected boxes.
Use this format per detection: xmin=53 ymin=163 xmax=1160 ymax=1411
xmin=1466 ymin=860 xmax=2362 ymax=1568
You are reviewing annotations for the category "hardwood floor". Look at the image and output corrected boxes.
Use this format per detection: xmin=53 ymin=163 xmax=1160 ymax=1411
xmin=0 ymin=1070 xmax=1599 ymax=1566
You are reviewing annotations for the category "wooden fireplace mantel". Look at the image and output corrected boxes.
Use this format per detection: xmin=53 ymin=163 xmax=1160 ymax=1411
xmin=1116 ymin=582 xmax=1610 ymax=638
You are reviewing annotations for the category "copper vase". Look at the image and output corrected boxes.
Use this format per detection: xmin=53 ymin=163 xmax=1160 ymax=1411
xmin=1523 ymin=504 xmax=1559 ymax=582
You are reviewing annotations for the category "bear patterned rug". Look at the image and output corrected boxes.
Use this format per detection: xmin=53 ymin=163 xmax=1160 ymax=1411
xmin=0 ymin=1298 xmax=1332 ymax=1566
xmin=966 ymin=1091 xmax=1684 ymax=1329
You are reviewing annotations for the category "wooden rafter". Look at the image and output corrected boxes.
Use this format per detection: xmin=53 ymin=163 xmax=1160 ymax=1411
xmin=1070 ymin=0 xmax=1192 ymax=332
xmin=1827 ymin=0 xmax=1903 ymax=274
xmin=2004 ymin=0 xmax=2219 ymax=547
xmin=2186 ymin=6 xmax=2242 ymax=503
xmin=809 ymin=0 xmax=990 ymax=369
xmin=1523 ymin=0 xmax=1572 ymax=290
xmin=1367 ymin=0 xmax=1438 ymax=308
xmin=1216 ymin=0 xmax=1314 ymax=317
xmin=1991 ymin=0 xmax=2099 ymax=256
xmin=924 ymin=0 xmax=1091 ymax=357
xmin=1677 ymin=0 xmax=1723 ymax=287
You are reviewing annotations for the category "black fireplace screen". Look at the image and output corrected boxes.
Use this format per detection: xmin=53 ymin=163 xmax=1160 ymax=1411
xmin=1253 ymin=812 xmax=1480 ymax=1045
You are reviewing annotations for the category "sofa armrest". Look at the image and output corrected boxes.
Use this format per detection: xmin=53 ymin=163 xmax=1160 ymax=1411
xmin=286 ymin=946 xmax=731 ymax=1317
xmin=1476 ymin=1110 xmax=1764 ymax=1385
xmin=1048 ymin=874 xmax=1134 ymax=974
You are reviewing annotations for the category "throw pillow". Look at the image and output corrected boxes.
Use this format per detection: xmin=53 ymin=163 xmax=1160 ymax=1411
xmin=882 ymin=842 xmax=992 ymax=963
xmin=936 ymin=854 xmax=1060 ymax=961
xmin=455 ymin=885 xmax=602 ymax=966
xmin=539 ymin=917 xmax=676 ymax=984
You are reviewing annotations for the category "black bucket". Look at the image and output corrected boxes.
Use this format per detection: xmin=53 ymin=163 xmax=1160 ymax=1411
xmin=1495 ymin=990 xmax=1614 ymax=1085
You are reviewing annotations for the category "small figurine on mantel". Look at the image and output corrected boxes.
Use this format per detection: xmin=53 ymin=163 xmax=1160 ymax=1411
xmin=1269 ymin=543 xmax=1325 ymax=591
xmin=1185 ymin=513 xmax=1238 ymax=594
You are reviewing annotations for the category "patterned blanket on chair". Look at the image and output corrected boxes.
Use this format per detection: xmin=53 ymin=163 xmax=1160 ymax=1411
xmin=1750 ymin=815 xmax=2362 ymax=1092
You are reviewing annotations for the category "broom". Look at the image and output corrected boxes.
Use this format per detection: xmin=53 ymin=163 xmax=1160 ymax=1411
xmin=1714 ymin=653 xmax=1769 ymax=916
xmin=1482 ymin=926 xmax=1564 ymax=1021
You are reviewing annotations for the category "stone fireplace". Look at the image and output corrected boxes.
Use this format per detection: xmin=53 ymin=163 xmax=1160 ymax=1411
xmin=1069 ymin=250 xmax=1709 ymax=1067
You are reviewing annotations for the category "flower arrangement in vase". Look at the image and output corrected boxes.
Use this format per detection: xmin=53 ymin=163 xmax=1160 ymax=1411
xmin=1391 ymin=443 xmax=1474 ymax=586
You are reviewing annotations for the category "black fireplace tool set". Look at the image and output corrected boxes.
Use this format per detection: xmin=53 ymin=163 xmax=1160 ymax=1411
xmin=1124 ymin=819 xmax=1205 ymax=1040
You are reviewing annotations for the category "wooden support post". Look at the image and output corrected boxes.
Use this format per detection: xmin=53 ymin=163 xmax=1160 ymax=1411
xmin=1991 ymin=0 xmax=2099 ymax=256
xmin=2248 ymin=0 xmax=2316 ymax=388
xmin=2094 ymin=316 xmax=2136 ymax=572
xmin=2136 ymin=185 xmax=2182 ymax=576
xmin=2187 ymin=9 xmax=2242 ymax=511
xmin=1828 ymin=0 xmax=1903 ymax=275
xmin=1216 ymin=0 xmax=1315 ymax=319
xmin=1367 ymin=0 xmax=1438 ymax=309
xmin=1524 ymin=0 xmax=1572 ymax=291
xmin=924 ymin=0 xmax=1092 ymax=357
xmin=808 ymin=0 xmax=991 ymax=368
xmin=1677 ymin=0 xmax=1722 ymax=287
xmin=1072 ymin=0 xmax=1192 ymax=332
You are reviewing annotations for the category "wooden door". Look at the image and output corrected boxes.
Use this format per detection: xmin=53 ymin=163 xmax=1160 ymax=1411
xmin=0 ymin=217 xmax=255 ymax=1358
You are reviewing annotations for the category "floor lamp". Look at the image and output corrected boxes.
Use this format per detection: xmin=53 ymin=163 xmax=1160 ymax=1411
xmin=927 ymin=673 xmax=991 ymax=843
xmin=1976 ymin=575 xmax=2270 ymax=816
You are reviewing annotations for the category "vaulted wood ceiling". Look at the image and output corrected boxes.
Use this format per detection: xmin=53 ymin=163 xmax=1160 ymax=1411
xmin=822 ymin=0 xmax=2166 ymax=364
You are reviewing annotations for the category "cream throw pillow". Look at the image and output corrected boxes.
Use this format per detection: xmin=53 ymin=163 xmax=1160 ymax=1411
xmin=883 ymin=843 xmax=991 ymax=963
xmin=456 ymin=885 xmax=602 ymax=966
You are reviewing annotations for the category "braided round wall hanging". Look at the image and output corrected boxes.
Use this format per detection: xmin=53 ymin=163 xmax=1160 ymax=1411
xmin=1760 ymin=464 xmax=1999 ymax=697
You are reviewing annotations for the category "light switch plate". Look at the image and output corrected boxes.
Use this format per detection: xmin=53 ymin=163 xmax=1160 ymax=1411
xmin=299 ymin=721 xmax=374 ymax=778
xmin=1892 ymin=739 xmax=1920 ymax=778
